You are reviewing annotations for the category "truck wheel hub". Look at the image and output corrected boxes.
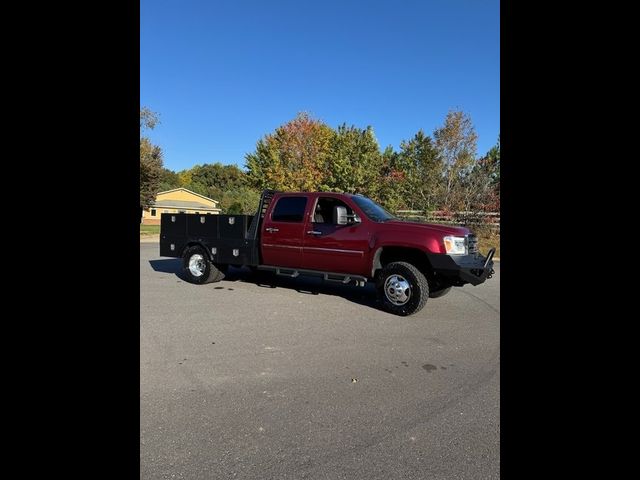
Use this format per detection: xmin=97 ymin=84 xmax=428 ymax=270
xmin=384 ymin=275 xmax=411 ymax=306
xmin=188 ymin=254 xmax=206 ymax=277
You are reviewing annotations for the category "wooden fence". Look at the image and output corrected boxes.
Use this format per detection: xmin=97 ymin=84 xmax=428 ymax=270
xmin=395 ymin=210 xmax=500 ymax=231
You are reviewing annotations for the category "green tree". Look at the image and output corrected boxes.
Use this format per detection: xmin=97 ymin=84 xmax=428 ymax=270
xmin=245 ymin=112 xmax=334 ymax=191
xmin=433 ymin=110 xmax=478 ymax=211
xmin=140 ymin=107 xmax=164 ymax=211
xmin=327 ymin=124 xmax=383 ymax=197
xmin=220 ymin=186 xmax=261 ymax=214
xmin=158 ymin=168 xmax=181 ymax=192
xmin=182 ymin=180 xmax=209 ymax=197
xmin=177 ymin=170 xmax=192 ymax=187
xmin=377 ymin=145 xmax=408 ymax=212
xmin=188 ymin=162 xmax=248 ymax=200
xmin=396 ymin=130 xmax=442 ymax=211
xmin=140 ymin=139 xmax=163 ymax=210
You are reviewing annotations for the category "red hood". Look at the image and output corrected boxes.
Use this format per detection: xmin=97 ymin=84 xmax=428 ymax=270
xmin=383 ymin=220 xmax=471 ymax=236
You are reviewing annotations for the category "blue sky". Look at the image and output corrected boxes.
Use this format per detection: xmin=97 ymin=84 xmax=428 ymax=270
xmin=141 ymin=0 xmax=499 ymax=172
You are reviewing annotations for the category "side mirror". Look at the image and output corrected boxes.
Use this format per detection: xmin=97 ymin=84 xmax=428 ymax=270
xmin=334 ymin=206 xmax=361 ymax=225
xmin=335 ymin=206 xmax=348 ymax=225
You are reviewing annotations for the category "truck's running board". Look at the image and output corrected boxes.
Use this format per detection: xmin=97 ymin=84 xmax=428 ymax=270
xmin=258 ymin=265 xmax=368 ymax=287
xmin=274 ymin=267 xmax=299 ymax=278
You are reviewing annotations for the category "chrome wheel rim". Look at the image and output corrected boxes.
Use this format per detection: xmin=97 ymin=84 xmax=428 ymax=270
xmin=188 ymin=254 xmax=206 ymax=277
xmin=384 ymin=274 xmax=411 ymax=306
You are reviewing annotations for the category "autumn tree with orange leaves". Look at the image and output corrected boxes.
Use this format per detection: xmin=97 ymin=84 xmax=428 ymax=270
xmin=245 ymin=112 xmax=334 ymax=192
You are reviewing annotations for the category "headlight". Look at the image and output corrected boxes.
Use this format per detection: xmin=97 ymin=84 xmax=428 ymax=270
xmin=443 ymin=236 xmax=467 ymax=255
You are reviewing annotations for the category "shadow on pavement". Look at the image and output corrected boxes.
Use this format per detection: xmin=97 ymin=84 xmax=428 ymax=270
xmin=148 ymin=259 xmax=381 ymax=312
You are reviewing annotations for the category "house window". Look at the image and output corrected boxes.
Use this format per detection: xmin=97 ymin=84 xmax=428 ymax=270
xmin=151 ymin=209 xmax=157 ymax=217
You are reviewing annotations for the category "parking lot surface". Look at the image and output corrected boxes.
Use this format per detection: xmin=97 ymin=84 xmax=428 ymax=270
xmin=140 ymin=243 xmax=500 ymax=479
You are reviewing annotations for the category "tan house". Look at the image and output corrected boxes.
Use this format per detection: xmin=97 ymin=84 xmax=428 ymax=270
xmin=141 ymin=188 xmax=221 ymax=225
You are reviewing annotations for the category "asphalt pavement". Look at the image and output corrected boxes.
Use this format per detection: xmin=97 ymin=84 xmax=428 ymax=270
xmin=140 ymin=243 xmax=500 ymax=479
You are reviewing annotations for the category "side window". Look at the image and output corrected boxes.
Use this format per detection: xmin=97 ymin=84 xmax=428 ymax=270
xmin=150 ymin=209 xmax=157 ymax=217
xmin=313 ymin=197 xmax=354 ymax=224
xmin=272 ymin=196 xmax=307 ymax=222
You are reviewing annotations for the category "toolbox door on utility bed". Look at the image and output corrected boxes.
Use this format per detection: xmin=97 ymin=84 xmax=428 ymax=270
xmin=260 ymin=194 xmax=310 ymax=268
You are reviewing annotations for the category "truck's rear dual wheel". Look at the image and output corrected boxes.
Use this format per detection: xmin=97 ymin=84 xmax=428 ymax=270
xmin=376 ymin=261 xmax=429 ymax=316
xmin=182 ymin=246 xmax=226 ymax=284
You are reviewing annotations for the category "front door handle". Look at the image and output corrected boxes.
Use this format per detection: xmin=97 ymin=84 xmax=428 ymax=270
xmin=307 ymin=230 xmax=322 ymax=235
xmin=265 ymin=227 xmax=279 ymax=233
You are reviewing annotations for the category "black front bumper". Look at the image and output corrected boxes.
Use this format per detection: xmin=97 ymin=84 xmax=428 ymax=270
xmin=428 ymin=248 xmax=496 ymax=286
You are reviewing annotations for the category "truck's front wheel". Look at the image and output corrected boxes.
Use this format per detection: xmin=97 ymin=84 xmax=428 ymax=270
xmin=182 ymin=246 xmax=225 ymax=284
xmin=377 ymin=261 xmax=429 ymax=316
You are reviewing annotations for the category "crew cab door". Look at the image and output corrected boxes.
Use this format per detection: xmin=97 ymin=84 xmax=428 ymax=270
xmin=302 ymin=195 xmax=370 ymax=276
xmin=260 ymin=194 xmax=310 ymax=268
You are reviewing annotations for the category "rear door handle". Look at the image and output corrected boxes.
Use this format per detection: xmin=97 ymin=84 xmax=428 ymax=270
xmin=307 ymin=230 xmax=322 ymax=235
xmin=265 ymin=227 xmax=279 ymax=233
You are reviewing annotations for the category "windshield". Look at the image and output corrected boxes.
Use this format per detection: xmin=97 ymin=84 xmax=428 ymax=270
xmin=350 ymin=196 xmax=396 ymax=222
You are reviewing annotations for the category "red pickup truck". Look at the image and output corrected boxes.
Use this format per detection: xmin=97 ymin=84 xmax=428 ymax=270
xmin=159 ymin=190 xmax=495 ymax=316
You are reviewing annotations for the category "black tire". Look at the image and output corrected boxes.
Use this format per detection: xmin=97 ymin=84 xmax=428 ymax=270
xmin=182 ymin=246 xmax=225 ymax=284
xmin=429 ymin=286 xmax=452 ymax=299
xmin=376 ymin=261 xmax=429 ymax=316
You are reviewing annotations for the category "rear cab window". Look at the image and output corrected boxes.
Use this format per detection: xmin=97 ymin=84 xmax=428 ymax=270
xmin=271 ymin=196 xmax=308 ymax=222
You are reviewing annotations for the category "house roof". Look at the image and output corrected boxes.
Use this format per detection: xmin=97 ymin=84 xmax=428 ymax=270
xmin=156 ymin=188 xmax=219 ymax=205
xmin=153 ymin=199 xmax=221 ymax=210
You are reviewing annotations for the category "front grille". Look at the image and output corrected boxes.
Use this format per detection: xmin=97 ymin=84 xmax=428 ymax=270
xmin=467 ymin=234 xmax=479 ymax=254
